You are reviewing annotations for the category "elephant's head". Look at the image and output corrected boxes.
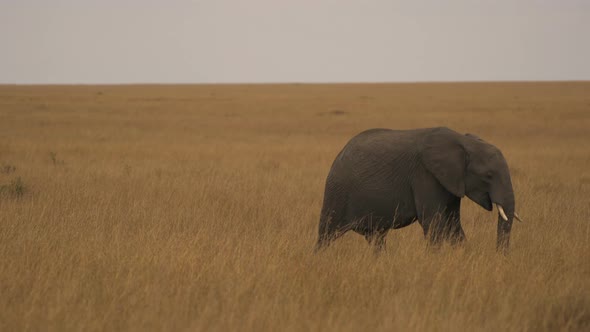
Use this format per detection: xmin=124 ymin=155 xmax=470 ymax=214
xmin=421 ymin=127 xmax=521 ymax=252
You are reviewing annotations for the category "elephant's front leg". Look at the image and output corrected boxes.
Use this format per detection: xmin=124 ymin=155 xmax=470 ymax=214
xmin=445 ymin=198 xmax=466 ymax=245
xmin=412 ymin=171 xmax=464 ymax=246
xmin=416 ymin=197 xmax=464 ymax=246
xmin=364 ymin=229 xmax=389 ymax=254
xmin=418 ymin=213 xmax=445 ymax=246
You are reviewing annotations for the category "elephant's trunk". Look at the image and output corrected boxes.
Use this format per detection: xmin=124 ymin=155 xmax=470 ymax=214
xmin=496 ymin=213 xmax=513 ymax=253
xmin=490 ymin=161 xmax=516 ymax=253
xmin=495 ymin=199 xmax=515 ymax=253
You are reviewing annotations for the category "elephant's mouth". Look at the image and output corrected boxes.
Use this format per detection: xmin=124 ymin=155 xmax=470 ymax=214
xmin=467 ymin=191 xmax=522 ymax=222
xmin=466 ymin=186 xmax=524 ymax=224
xmin=466 ymin=191 xmax=493 ymax=211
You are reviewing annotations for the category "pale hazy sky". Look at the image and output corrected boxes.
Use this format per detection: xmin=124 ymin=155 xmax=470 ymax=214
xmin=1 ymin=0 xmax=589 ymax=84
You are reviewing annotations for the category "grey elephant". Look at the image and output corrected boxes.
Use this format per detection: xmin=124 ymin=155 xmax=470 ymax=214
xmin=315 ymin=127 xmax=521 ymax=253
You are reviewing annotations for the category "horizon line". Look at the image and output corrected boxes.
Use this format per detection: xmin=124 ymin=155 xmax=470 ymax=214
xmin=1 ymin=79 xmax=590 ymax=87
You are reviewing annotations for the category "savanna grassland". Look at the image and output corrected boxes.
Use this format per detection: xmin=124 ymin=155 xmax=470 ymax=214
xmin=1 ymin=82 xmax=589 ymax=331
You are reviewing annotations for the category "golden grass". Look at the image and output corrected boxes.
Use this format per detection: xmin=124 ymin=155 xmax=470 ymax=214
xmin=0 ymin=82 xmax=589 ymax=331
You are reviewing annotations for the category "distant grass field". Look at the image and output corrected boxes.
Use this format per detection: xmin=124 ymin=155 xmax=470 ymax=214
xmin=0 ymin=83 xmax=589 ymax=331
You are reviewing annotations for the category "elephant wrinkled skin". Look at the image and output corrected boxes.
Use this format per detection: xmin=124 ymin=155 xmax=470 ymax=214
xmin=315 ymin=127 xmax=519 ymax=253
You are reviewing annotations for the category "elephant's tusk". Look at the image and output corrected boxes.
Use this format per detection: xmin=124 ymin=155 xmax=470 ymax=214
xmin=514 ymin=212 xmax=523 ymax=222
xmin=496 ymin=204 xmax=508 ymax=221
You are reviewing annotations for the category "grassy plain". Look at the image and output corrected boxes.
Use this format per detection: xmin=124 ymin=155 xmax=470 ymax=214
xmin=0 ymin=82 xmax=589 ymax=331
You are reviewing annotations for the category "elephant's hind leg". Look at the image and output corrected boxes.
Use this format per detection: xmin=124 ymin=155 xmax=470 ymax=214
xmin=314 ymin=230 xmax=347 ymax=253
xmin=314 ymin=232 xmax=332 ymax=253
xmin=314 ymin=215 xmax=347 ymax=253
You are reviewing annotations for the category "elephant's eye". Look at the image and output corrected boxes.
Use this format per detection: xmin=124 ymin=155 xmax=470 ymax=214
xmin=486 ymin=171 xmax=493 ymax=178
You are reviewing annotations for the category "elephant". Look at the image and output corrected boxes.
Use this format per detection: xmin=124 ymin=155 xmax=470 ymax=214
xmin=315 ymin=127 xmax=521 ymax=253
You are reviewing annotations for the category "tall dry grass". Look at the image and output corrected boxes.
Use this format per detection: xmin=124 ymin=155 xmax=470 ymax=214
xmin=0 ymin=83 xmax=589 ymax=331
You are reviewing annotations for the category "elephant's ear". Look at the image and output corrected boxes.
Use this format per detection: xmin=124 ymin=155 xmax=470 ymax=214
xmin=421 ymin=128 xmax=466 ymax=197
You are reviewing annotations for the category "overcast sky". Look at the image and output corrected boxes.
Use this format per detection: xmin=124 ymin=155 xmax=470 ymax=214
xmin=1 ymin=0 xmax=589 ymax=84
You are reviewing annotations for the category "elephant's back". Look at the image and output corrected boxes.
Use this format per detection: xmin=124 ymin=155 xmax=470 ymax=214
xmin=325 ymin=128 xmax=421 ymax=189
xmin=347 ymin=127 xmax=435 ymax=144
xmin=335 ymin=128 xmax=424 ymax=165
